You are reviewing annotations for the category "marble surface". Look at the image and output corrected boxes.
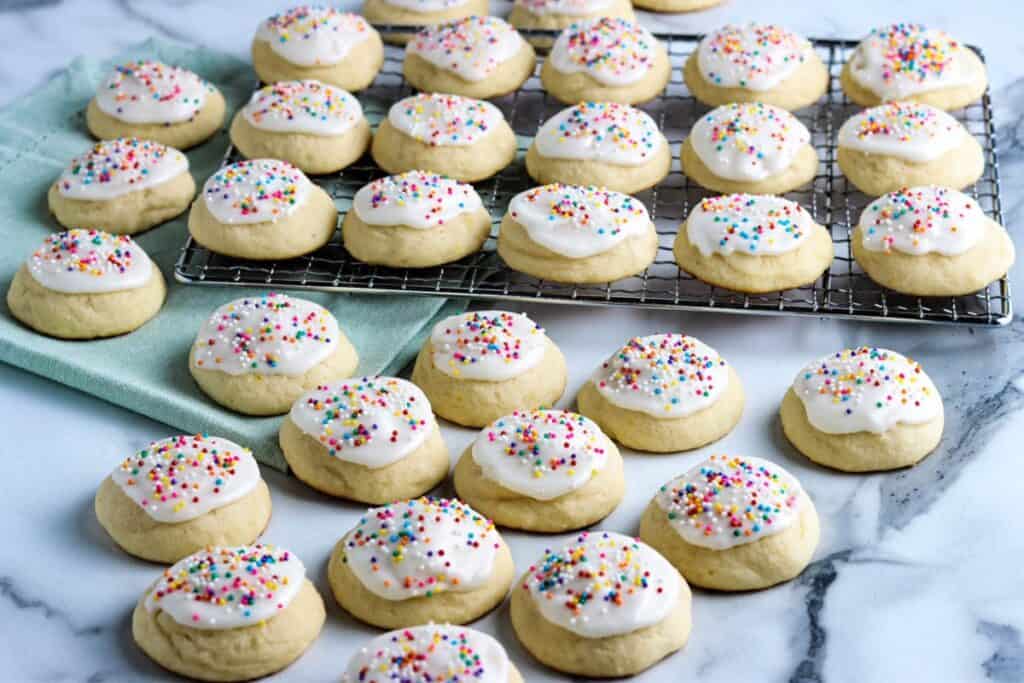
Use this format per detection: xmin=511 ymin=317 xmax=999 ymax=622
xmin=2 ymin=1 xmax=1023 ymax=682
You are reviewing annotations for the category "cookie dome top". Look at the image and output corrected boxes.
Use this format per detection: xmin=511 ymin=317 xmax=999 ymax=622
xmin=591 ymin=333 xmax=729 ymax=419
xmin=58 ymin=138 xmax=188 ymax=200
xmin=342 ymin=497 xmax=503 ymax=600
xmin=429 ymin=310 xmax=547 ymax=381
xmin=143 ymin=544 xmax=305 ymax=629
xmin=95 ymin=60 xmax=209 ymax=125
xmin=191 ymin=293 xmax=340 ymax=377
xmin=521 ymin=530 xmax=680 ymax=637
xmin=111 ymin=434 xmax=261 ymax=523
xmin=837 ymin=102 xmax=968 ymax=163
xmin=792 ymin=346 xmax=942 ymax=434
xmin=352 ymin=171 xmax=484 ymax=229
xmin=241 ymin=80 xmax=363 ymax=136
xmin=289 ymin=376 xmax=434 ymax=467
xmin=384 ymin=0 xmax=472 ymax=10
xmin=515 ymin=0 xmax=615 ymax=15
xmin=387 ymin=93 xmax=505 ymax=147
xmin=508 ymin=183 xmax=651 ymax=259
xmin=549 ymin=17 xmax=661 ymax=86
xmin=689 ymin=102 xmax=811 ymax=181
xmin=408 ymin=16 xmax=525 ymax=82
xmin=534 ymin=102 xmax=664 ymax=167
xmin=686 ymin=194 xmax=814 ymax=257
xmin=859 ymin=186 xmax=985 ymax=256
xmin=697 ymin=23 xmax=813 ymax=91
xmin=201 ymin=159 xmax=314 ymax=225
xmin=255 ymin=6 xmax=372 ymax=67
xmin=27 ymin=229 xmax=154 ymax=294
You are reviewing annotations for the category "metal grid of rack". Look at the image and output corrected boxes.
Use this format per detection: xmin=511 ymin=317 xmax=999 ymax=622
xmin=175 ymin=29 xmax=1011 ymax=326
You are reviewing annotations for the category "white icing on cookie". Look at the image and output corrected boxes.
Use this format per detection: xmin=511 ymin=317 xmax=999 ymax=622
xmin=143 ymin=544 xmax=305 ymax=629
xmin=408 ymin=16 xmax=525 ymax=82
xmin=342 ymin=625 xmax=511 ymax=683
xmin=655 ymin=455 xmax=805 ymax=550
xmin=689 ymin=102 xmax=811 ymax=181
xmin=549 ymin=17 xmax=661 ymax=86
xmin=521 ymin=530 xmax=679 ymax=638
xmin=388 ymin=93 xmax=505 ymax=147
xmin=201 ymin=159 xmax=313 ymax=225
xmin=508 ymin=184 xmax=651 ymax=259
xmin=792 ymin=346 xmax=942 ymax=434
xmin=58 ymin=138 xmax=188 ymax=200
xmin=95 ymin=60 xmax=209 ymax=125
xmin=27 ymin=229 xmax=153 ymax=294
xmin=342 ymin=497 xmax=502 ymax=601
xmin=516 ymin=0 xmax=614 ymax=14
xmin=534 ymin=102 xmax=664 ymax=167
xmin=837 ymin=102 xmax=967 ymax=163
xmin=352 ymin=170 xmax=483 ymax=229
xmin=686 ymin=193 xmax=813 ymax=257
xmin=859 ymin=186 xmax=984 ymax=256
xmin=190 ymin=293 xmax=339 ymax=377
xmin=255 ymin=6 xmax=372 ymax=67
xmin=241 ymin=80 xmax=363 ymax=136
xmin=697 ymin=23 xmax=813 ymax=91
xmin=429 ymin=310 xmax=546 ymax=381
xmin=384 ymin=0 xmax=471 ymax=11
xmin=289 ymin=377 xmax=434 ymax=468
xmin=592 ymin=333 xmax=729 ymax=419
xmin=111 ymin=434 xmax=260 ymax=523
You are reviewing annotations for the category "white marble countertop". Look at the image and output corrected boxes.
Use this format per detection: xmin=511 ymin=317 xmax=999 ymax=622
xmin=2 ymin=2 xmax=1023 ymax=682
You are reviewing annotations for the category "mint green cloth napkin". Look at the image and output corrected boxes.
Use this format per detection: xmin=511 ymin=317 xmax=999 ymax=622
xmin=0 ymin=37 xmax=464 ymax=471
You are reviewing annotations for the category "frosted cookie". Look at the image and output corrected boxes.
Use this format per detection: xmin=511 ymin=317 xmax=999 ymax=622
xmin=511 ymin=531 xmax=691 ymax=677
xmin=188 ymin=293 xmax=359 ymax=416
xmin=852 ymin=186 xmax=1014 ymax=296
xmin=187 ymin=159 xmax=338 ymax=260
xmin=497 ymin=183 xmax=658 ymax=283
xmin=133 ymin=545 xmax=325 ymax=681
xmin=681 ymin=102 xmax=817 ymax=194
xmin=363 ymin=0 xmax=489 ymax=45
xmin=525 ymin=102 xmax=670 ymax=193
xmin=454 ymin=409 xmax=625 ymax=532
xmin=577 ymin=333 xmax=743 ymax=453
xmin=837 ymin=102 xmax=983 ymax=196
xmin=674 ymin=194 xmax=833 ymax=293
xmin=780 ymin=346 xmax=944 ymax=472
xmin=252 ymin=7 xmax=384 ymax=91
xmin=342 ymin=625 xmax=524 ymax=683
xmin=48 ymin=138 xmax=194 ymax=235
xmin=328 ymin=497 xmax=515 ymax=628
xmin=841 ymin=24 xmax=987 ymax=110
xmin=279 ymin=376 xmax=449 ymax=503
xmin=541 ymin=18 xmax=671 ymax=105
xmin=371 ymin=93 xmax=517 ymax=182
xmin=94 ymin=434 xmax=271 ymax=564
xmin=404 ymin=16 xmax=536 ymax=99
xmin=229 ymin=80 xmax=372 ymax=175
xmin=684 ymin=23 xmax=827 ymax=111
xmin=508 ymin=0 xmax=635 ymax=48
xmin=7 ymin=229 xmax=165 ymax=339
xmin=632 ymin=0 xmax=723 ymax=12
xmin=640 ymin=455 xmax=820 ymax=591
xmin=342 ymin=170 xmax=491 ymax=267
xmin=86 ymin=60 xmax=226 ymax=150
xmin=411 ymin=310 xmax=567 ymax=428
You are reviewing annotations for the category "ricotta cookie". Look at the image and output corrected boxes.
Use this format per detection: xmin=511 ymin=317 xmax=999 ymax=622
xmin=841 ymin=23 xmax=987 ymax=110
xmin=7 ymin=229 xmax=165 ymax=339
xmin=87 ymin=60 xmax=226 ymax=150
xmin=189 ymin=293 xmax=359 ymax=416
xmin=674 ymin=194 xmax=833 ymax=293
xmin=837 ymin=102 xmax=984 ymax=196
xmin=363 ymin=0 xmax=488 ymax=45
xmin=454 ymin=409 xmax=625 ymax=532
xmin=371 ymin=93 xmax=517 ymax=182
xmin=329 ymin=497 xmax=515 ymax=628
xmin=404 ymin=16 xmax=536 ymax=99
xmin=279 ymin=376 xmax=449 ymax=503
xmin=411 ymin=310 xmax=568 ymax=428
xmin=526 ymin=102 xmax=670 ymax=193
xmin=133 ymin=545 xmax=325 ymax=681
xmin=640 ymin=455 xmax=820 ymax=591
xmin=94 ymin=434 xmax=271 ymax=563
xmin=681 ymin=102 xmax=817 ymax=194
xmin=632 ymin=0 xmax=723 ymax=12
xmin=187 ymin=159 xmax=338 ymax=260
xmin=229 ymin=80 xmax=372 ymax=175
xmin=342 ymin=170 xmax=491 ymax=267
xmin=48 ymin=138 xmax=194 ymax=235
xmin=508 ymin=0 xmax=635 ymax=48
xmin=497 ymin=183 xmax=658 ymax=283
xmin=852 ymin=186 xmax=1014 ymax=296
xmin=684 ymin=23 xmax=827 ymax=111
xmin=577 ymin=333 xmax=743 ymax=453
xmin=511 ymin=531 xmax=691 ymax=677
xmin=252 ymin=6 xmax=384 ymax=91
xmin=780 ymin=346 xmax=944 ymax=472
xmin=342 ymin=625 xmax=524 ymax=683
xmin=541 ymin=18 xmax=671 ymax=105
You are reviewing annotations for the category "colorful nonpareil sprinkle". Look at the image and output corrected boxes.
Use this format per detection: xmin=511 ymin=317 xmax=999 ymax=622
xmin=353 ymin=170 xmax=483 ymax=229
xmin=96 ymin=60 xmax=209 ymax=123
xmin=866 ymin=23 xmax=963 ymax=88
xmin=58 ymin=138 xmax=187 ymax=199
xmin=688 ymin=193 xmax=811 ymax=256
xmin=409 ymin=16 xmax=524 ymax=81
xmin=430 ymin=310 xmax=546 ymax=381
xmin=535 ymin=101 xmax=661 ymax=164
xmin=859 ymin=186 xmax=984 ymax=256
xmin=202 ymin=159 xmax=310 ymax=224
xmin=242 ymin=80 xmax=362 ymax=135
xmin=698 ymin=23 xmax=810 ymax=90
xmin=847 ymin=102 xmax=956 ymax=143
xmin=691 ymin=102 xmax=810 ymax=181
xmin=257 ymin=6 xmax=371 ymax=66
xmin=27 ymin=229 xmax=153 ymax=294
xmin=516 ymin=0 xmax=612 ymax=13
xmin=552 ymin=17 xmax=659 ymax=85
xmin=388 ymin=93 xmax=503 ymax=147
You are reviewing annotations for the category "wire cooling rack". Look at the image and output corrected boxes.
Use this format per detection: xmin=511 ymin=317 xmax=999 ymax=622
xmin=175 ymin=29 xmax=1011 ymax=326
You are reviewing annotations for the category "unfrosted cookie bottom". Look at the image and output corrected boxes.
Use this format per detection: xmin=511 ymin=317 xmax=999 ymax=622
xmin=631 ymin=0 xmax=722 ymax=11
xmin=508 ymin=0 xmax=634 ymax=47
xmin=403 ymin=43 xmax=536 ymax=99
xmin=683 ymin=51 xmax=829 ymax=111
xmin=680 ymin=137 xmax=819 ymax=195
xmin=540 ymin=45 xmax=671 ymax=105
xmin=524 ymin=140 xmax=671 ymax=194
xmin=371 ymin=119 xmax=517 ymax=182
xmin=362 ymin=0 xmax=489 ymax=44
xmin=229 ymin=114 xmax=372 ymax=175
xmin=342 ymin=205 xmax=491 ymax=268
xmin=836 ymin=138 xmax=984 ymax=197
xmin=251 ymin=33 xmax=384 ymax=91
xmin=48 ymin=170 xmax=195 ymax=235
xmin=839 ymin=54 xmax=988 ymax=111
